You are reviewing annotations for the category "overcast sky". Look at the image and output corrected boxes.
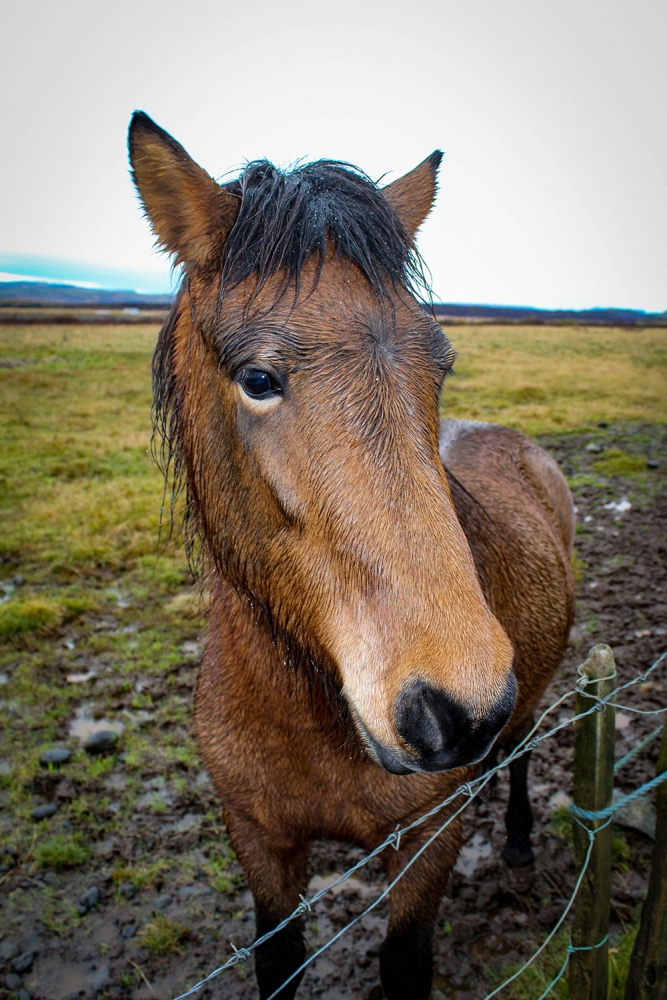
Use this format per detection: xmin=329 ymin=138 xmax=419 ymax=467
xmin=1 ymin=0 xmax=665 ymax=308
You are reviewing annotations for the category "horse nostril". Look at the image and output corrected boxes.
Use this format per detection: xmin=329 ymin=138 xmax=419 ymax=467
xmin=393 ymin=675 xmax=516 ymax=771
xmin=394 ymin=682 xmax=469 ymax=759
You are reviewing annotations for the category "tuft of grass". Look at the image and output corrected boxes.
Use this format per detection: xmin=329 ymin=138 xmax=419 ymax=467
xmin=571 ymin=549 xmax=585 ymax=585
xmin=35 ymin=833 xmax=90 ymax=870
xmin=0 ymin=593 xmax=98 ymax=642
xmin=110 ymin=857 xmax=170 ymax=889
xmin=549 ymin=806 xmax=573 ymax=844
xmin=593 ymin=449 xmax=649 ymax=477
xmin=608 ymin=923 xmax=638 ymax=998
xmin=139 ymin=913 xmax=190 ymax=955
xmin=611 ymin=833 xmax=631 ymax=873
xmin=0 ymin=598 xmax=66 ymax=640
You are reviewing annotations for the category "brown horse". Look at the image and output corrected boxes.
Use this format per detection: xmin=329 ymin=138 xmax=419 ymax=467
xmin=129 ymin=112 xmax=575 ymax=1000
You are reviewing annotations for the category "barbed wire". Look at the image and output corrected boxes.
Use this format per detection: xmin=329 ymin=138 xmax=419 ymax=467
xmin=173 ymin=649 xmax=666 ymax=1000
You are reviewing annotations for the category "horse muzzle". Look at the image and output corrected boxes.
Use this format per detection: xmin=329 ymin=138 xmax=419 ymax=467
xmin=361 ymin=673 xmax=517 ymax=775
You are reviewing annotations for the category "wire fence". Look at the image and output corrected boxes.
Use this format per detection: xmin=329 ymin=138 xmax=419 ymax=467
xmin=174 ymin=649 xmax=667 ymax=1000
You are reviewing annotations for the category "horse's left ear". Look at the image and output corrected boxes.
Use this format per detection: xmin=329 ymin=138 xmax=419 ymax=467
xmin=382 ymin=151 xmax=443 ymax=239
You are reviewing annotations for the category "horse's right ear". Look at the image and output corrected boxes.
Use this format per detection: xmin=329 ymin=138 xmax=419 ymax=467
xmin=128 ymin=112 xmax=239 ymax=269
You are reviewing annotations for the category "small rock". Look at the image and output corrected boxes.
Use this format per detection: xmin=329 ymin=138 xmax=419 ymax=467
xmin=120 ymin=923 xmax=137 ymax=939
xmin=54 ymin=777 xmax=77 ymax=800
xmin=76 ymin=905 xmax=88 ymax=917
xmin=39 ymin=748 xmax=71 ymax=768
xmin=94 ymin=838 xmax=118 ymax=859
xmin=613 ymin=788 xmax=656 ymax=839
xmin=647 ymin=459 xmax=659 ymax=469
xmin=31 ymin=803 xmax=58 ymax=821
xmin=5 ymin=973 xmax=23 ymax=991
xmin=585 ymin=442 xmax=603 ymax=453
xmin=18 ymin=990 xmax=31 ymax=1000
xmin=0 ymin=941 xmax=19 ymax=963
xmin=568 ymin=625 xmax=584 ymax=648
xmin=79 ymin=886 xmax=100 ymax=910
xmin=118 ymin=882 xmax=136 ymax=899
xmin=83 ymin=731 xmax=119 ymax=755
xmin=11 ymin=953 xmax=35 ymax=975
xmin=154 ymin=893 xmax=172 ymax=911
xmin=88 ymin=965 xmax=111 ymax=992
xmin=43 ymin=872 xmax=59 ymax=889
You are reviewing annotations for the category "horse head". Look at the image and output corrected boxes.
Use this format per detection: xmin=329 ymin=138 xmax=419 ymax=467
xmin=129 ymin=112 xmax=516 ymax=774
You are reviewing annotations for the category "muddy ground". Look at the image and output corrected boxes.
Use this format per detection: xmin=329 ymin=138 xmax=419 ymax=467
xmin=1 ymin=424 xmax=666 ymax=1000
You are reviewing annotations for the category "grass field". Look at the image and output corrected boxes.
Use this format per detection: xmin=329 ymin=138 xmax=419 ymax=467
xmin=0 ymin=319 xmax=665 ymax=771
xmin=0 ymin=320 xmax=665 ymax=999
xmin=440 ymin=323 xmax=667 ymax=434
xmin=1 ymin=321 xmax=665 ymax=590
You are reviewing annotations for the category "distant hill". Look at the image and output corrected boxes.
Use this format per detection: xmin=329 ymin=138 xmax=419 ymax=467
xmin=431 ymin=303 xmax=667 ymax=326
xmin=1 ymin=281 xmax=665 ymax=326
xmin=0 ymin=282 xmax=172 ymax=309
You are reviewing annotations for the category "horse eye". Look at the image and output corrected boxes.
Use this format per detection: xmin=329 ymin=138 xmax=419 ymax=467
xmin=238 ymin=368 xmax=283 ymax=400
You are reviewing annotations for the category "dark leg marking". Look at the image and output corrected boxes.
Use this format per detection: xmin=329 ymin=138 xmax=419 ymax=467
xmin=254 ymin=906 xmax=306 ymax=1000
xmin=482 ymin=742 xmax=499 ymax=794
xmin=380 ymin=920 xmax=433 ymax=1000
xmin=502 ymin=747 xmax=535 ymax=867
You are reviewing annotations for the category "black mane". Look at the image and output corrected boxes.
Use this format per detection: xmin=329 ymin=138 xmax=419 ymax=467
xmin=219 ymin=159 xmax=430 ymax=301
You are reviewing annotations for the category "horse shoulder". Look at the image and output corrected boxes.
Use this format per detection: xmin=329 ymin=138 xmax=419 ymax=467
xmin=438 ymin=418 xmax=574 ymax=559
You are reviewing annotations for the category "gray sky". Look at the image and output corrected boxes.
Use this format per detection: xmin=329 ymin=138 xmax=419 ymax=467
xmin=1 ymin=0 xmax=666 ymax=308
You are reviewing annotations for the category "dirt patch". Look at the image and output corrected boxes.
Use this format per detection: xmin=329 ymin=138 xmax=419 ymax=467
xmin=1 ymin=424 xmax=665 ymax=1000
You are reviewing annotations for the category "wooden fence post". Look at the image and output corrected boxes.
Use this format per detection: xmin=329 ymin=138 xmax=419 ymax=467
xmin=570 ymin=644 xmax=616 ymax=1000
xmin=624 ymin=715 xmax=667 ymax=1000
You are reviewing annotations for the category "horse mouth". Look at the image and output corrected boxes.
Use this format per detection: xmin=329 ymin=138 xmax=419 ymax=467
xmin=359 ymin=724 xmax=504 ymax=775
xmin=353 ymin=684 xmax=515 ymax=776
xmin=359 ymin=726 xmax=418 ymax=775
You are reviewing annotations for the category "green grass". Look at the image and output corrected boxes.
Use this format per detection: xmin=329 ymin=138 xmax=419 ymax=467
xmin=1 ymin=321 xmax=664 ymax=591
xmin=34 ymin=833 xmax=90 ymax=870
xmin=439 ymin=324 xmax=667 ymax=434
xmin=593 ymin=449 xmax=650 ymax=477
xmin=139 ymin=913 xmax=191 ymax=955
xmin=0 ymin=593 xmax=99 ymax=641
xmin=110 ymin=858 xmax=171 ymax=890
xmin=0 ymin=323 xmax=183 ymax=583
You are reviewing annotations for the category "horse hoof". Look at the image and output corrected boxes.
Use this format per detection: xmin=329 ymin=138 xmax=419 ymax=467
xmin=502 ymin=844 xmax=534 ymax=868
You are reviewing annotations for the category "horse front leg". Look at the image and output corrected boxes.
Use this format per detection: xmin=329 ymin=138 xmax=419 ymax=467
xmin=501 ymin=716 xmax=535 ymax=868
xmin=225 ymin=813 xmax=309 ymax=1000
xmin=380 ymin=816 xmax=461 ymax=1000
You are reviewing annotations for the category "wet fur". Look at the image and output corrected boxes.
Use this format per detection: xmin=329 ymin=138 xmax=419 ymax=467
xmin=130 ymin=112 xmax=575 ymax=999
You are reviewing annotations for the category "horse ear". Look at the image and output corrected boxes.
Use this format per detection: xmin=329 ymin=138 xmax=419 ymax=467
xmin=128 ymin=111 xmax=239 ymax=268
xmin=382 ymin=151 xmax=443 ymax=238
